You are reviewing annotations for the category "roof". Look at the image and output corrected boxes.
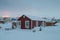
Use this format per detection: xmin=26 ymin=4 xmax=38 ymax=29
xmin=19 ymin=14 xmax=56 ymax=22
xmin=22 ymin=15 xmax=42 ymax=21
xmin=11 ymin=18 xmax=17 ymax=21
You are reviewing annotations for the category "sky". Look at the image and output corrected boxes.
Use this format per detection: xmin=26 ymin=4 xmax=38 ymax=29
xmin=0 ymin=0 xmax=60 ymax=19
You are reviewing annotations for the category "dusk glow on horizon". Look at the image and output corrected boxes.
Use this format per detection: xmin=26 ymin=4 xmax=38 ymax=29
xmin=0 ymin=0 xmax=60 ymax=18
xmin=2 ymin=15 xmax=9 ymax=18
xmin=2 ymin=11 xmax=10 ymax=17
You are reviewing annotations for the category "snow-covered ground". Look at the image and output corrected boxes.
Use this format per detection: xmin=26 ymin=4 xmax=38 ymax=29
xmin=0 ymin=22 xmax=12 ymax=29
xmin=0 ymin=23 xmax=60 ymax=40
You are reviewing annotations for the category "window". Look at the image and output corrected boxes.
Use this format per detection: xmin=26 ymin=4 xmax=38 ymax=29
xmin=25 ymin=21 xmax=29 ymax=26
xmin=17 ymin=21 xmax=21 ymax=25
xmin=25 ymin=21 xmax=29 ymax=28
xmin=19 ymin=21 xmax=21 ymax=25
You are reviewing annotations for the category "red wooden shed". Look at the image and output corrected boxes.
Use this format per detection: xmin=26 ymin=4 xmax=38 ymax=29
xmin=18 ymin=15 xmax=42 ymax=29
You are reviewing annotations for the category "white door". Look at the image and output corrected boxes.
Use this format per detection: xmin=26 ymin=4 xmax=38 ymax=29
xmin=36 ymin=21 xmax=38 ymax=27
xmin=25 ymin=21 xmax=29 ymax=28
xmin=17 ymin=21 xmax=21 ymax=28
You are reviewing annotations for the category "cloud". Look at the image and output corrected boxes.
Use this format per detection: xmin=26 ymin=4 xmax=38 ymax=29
xmin=0 ymin=0 xmax=60 ymax=19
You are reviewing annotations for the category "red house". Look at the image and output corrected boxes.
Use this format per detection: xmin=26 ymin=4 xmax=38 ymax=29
xmin=18 ymin=15 xmax=42 ymax=29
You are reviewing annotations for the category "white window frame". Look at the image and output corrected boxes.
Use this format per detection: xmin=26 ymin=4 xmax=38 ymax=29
xmin=25 ymin=21 xmax=29 ymax=28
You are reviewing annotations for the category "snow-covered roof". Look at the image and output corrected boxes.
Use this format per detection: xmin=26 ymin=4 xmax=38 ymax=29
xmin=11 ymin=18 xmax=17 ymax=21
xmin=22 ymin=15 xmax=42 ymax=21
xmin=42 ymin=19 xmax=56 ymax=23
xmin=19 ymin=14 xmax=56 ymax=22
